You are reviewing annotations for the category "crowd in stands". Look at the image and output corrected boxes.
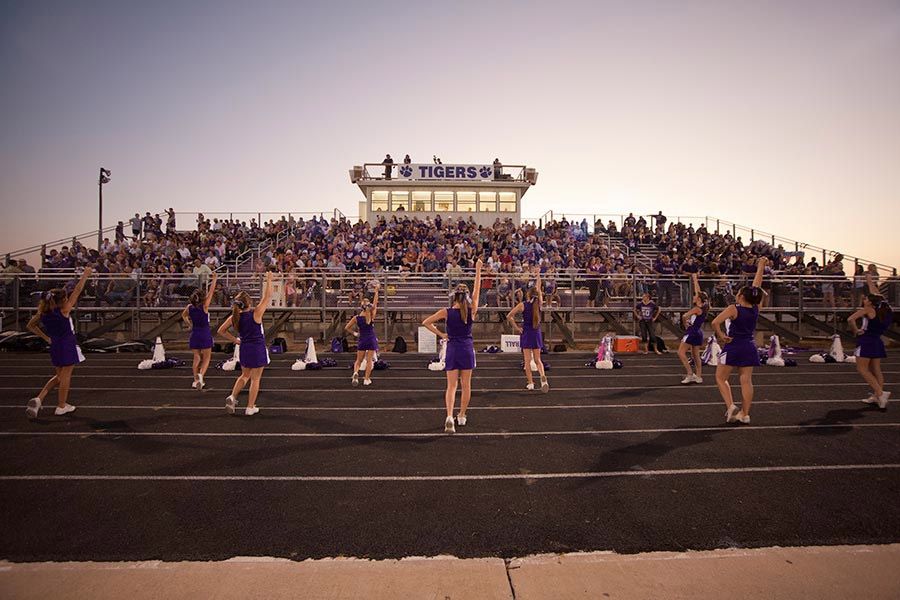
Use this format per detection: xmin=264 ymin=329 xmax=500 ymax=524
xmin=1 ymin=210 xmax=885 ymax=309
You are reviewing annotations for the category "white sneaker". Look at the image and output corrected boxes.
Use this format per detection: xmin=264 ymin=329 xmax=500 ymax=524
xmin=526 ymin=383 xmax=535 ymax=391
xmin=735 ymin=411 xmax=751 ymax=424
xmin=363 ymin=378 xmax=372 ymax=386
xmin=351 ymin=373 xmax=359 ymax=386
xmin=191 ymin=380 xmax=199 ymax=389
xmin=444 ymin=416 xmax=456 ymax=433
xmin=681 ymin=376 xmax=694 ymax=385
xmin=725 ymin=404 xmax=740 ymax=423
xmin=54 ymin=404 xmax=76 ymax=416
xmin=878 ymin=391 xmax=891 ymax=409
xmin=862 ymin=394 xmax=878 ymax=404
xmin=198 ymin=377 xmax=206 ymax=390
xmin=245 ymin=406 xmax=259 ymax=416
xmin=692 ymin=375 xmax=704 ymax=384
xmin=26 ymin=397 xmax=41 ymax=419
xmin=540 ymin=377 xmax=549 ymax=393
xmin=457 ymin=414 xmax=467 ymax=426
xmin=225 ymin=395 xmax=237 ymax=414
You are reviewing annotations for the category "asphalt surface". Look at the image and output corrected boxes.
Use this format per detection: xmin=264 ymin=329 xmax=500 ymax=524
xmin=0 ymin=350 xmax=898 ymax=562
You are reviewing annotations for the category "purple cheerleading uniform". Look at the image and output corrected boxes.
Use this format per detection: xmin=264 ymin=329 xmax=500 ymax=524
xmin=682 ymin=311 xmax=706 ymax=346
xmin=445 ymin=307 xmax=476 ymax=371
xmin=356 ymin=315 xmax=379 ymax=351
xmin=519 ymin=300 xmax=544 ymax=350
xmin=188 ymin=305 xmax=213 ymax=350
xmin=720 ymin=304 xmax=760 ymax=367
xmin=42 ymin=309 xmax=85 ymax=367
xmin=238 ymin=311 xmax=270 ymax=368
xmin=855 ymin=312 xmax=890 ymax=359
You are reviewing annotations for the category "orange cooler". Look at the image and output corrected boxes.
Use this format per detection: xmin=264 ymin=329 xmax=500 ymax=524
xmin=613 ymin=336 xmax=640 ymax=353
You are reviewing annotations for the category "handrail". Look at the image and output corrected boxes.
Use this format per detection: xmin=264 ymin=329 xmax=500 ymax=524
xmin=3 ymin=225 xmax=118 ymax=259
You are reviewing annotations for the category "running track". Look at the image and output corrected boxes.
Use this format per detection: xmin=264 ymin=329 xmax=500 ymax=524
xmin=0 ymin=351 xmax=897 ymax=561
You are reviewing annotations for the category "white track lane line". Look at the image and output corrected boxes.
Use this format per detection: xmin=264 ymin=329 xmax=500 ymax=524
xmin=0 ymin=398 xmax=883 ymax=411
xmin=0 ymin=423 xmax=897 ymax=437
xmin=0 ymin=463 xmax=897 ymax=482
xmin=1 ymin=371 xmax=895 ymax=379
xmin=0 ymin=383 xmax=887 ymax=392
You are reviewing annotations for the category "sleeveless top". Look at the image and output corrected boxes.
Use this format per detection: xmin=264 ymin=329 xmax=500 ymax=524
xmin=188 ymin=305 xmax=209 ymax=330
xmin=238 ymin=311 xmax=265 ymax=345
xmin=446 ymin=307 xmax=473 ymax=341
xmin=686 ymin=310 xmax=706 ymax=334
xmin=41 ymin=308 xmax=76 ymax=342
xmin=726 ymin=304 xmax=758 ymax=340
xmin=357 ymin=315 xmax=376 ymax=338
xmin=522 ymin=300 xmax=539 ymax=332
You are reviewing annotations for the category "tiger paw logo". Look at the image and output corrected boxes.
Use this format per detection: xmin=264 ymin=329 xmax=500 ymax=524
xmin=479 ymin=166 xmax=492 ymax=178
xmin=399 ymin=165 xmax=413 ymax=177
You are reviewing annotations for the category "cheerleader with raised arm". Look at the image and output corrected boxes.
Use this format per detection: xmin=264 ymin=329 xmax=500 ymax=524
xmin=711 ymin=257 xmax=767 ymax=424
xmin=506 ymin=266 xmax=549 ymax=392
xmin=849 ymin=271 xmax=893 ymax=409
xmin=345 ymin=284 xmax=379 ymax=386
xmin=26 ymin=267 xmax=93 ymax=418
xmin=423 ymin=259 xmax=483 ymax=433
xmin=677 ymin=272 xmax=709 ymax=384
xmin=182 ymin=272 xmax=217 ymax=390
xmin=217 ymin=271 xmax=274 ymax=416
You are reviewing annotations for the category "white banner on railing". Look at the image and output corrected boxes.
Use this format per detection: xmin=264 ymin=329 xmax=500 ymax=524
xmin=396 ymin=164 xmax=494 ymax=181
xmin=501 ymin=334 xmax=520 ymax=353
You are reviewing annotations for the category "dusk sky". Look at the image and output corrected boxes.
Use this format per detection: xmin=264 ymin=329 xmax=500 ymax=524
xmin=2 ymin=1 xmax=899 ymax=268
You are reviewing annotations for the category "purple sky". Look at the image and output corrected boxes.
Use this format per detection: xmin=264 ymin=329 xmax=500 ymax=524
xmin=2 ymin=1 xmax=899 ymax=268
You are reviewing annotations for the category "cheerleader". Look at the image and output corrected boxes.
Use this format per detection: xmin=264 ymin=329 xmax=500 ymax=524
xmin=181 ymin=271 xmax=217 ymax=390
xmin=711 ymin=257 xmax=767 ymax=424
xmin=25 ymin=267 xmax=92 ymax=418
xmin=217 ymin=271 xmax=274 ymax=416
xmin=423 ymin=258 xmax=483 ymax=433
xmin=346 ymin=284 xmax=379 ymax=386
xmin=677 ymin=272 xmax=709 ymax=384
xmin=849 ymin=271 xmax=892 ymax=408
xmin=506 ymin=267 xmax=549 ymax=392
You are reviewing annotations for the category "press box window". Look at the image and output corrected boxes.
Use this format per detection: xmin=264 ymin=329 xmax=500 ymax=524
xmin=479 ymin=192 xmax=497 ymax=212
xmin=434 ymin=191 xmax=453 ymax=212
xmin=391 ymin=191 xmax=409 ymax=211
xmin=456 ymin=191 xmax=476 ymax=212
xmin=372 ymin=190 xmax=388 ymax=212
xmin=499 ymin=192 xmax=517 ymax=212
xmin=411 ymin=191 xmax=431 ymax=211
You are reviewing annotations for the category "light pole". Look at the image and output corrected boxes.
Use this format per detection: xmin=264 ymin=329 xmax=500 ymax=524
xmin=98 ymin=167 xmax=111 ymax=250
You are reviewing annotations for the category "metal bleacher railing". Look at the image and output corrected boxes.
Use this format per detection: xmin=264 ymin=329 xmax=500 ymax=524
xmin=2 ymin=270 xmax=897 ymax=345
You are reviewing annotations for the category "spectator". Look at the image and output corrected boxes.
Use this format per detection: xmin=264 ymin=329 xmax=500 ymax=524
xmin=130 ymin=213 xmax=142 ymax=239
xmin=382 ymin=154 xmax=394 ymax=180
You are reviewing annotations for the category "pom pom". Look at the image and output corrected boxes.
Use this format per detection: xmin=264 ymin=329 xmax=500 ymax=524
xmin=809 ymin=354 xmax=826 ymax=363
xmin=291 ymin=359 xmax=307 ymax=371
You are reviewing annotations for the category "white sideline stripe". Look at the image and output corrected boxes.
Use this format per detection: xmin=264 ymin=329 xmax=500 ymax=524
xmin=1 ymin=371 xmax=893 ymax=380
xmin=0 ymin=399 xmax=877 ymax=411
xmin=0 ymin=464 xmax=897 ymax=482
xmin=0 ymin=383 xmax=882 ymax=393
xmin=1 ymin=423 xmax=897 ymax=437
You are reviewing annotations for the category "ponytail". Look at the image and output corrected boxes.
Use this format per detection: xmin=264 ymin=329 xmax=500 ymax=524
xmin=739 ymin=286 xmax=763 ymax=306
xmin=453 ymin=290 xmax=470 ymax=322
xmin=189 ymin=290 xmax=203 ymax=307
xmin=527 ymin=287 xmax=540 ymax=328
xmin=698 ymin=291 xmax=710 ymax=317
xmin=38 ymin=289 xmax=66 ymax=317
xmin=868 ymin=294 xmax=893 ymax=326
xmin=231 ymin=292 xmax=250 ymax=332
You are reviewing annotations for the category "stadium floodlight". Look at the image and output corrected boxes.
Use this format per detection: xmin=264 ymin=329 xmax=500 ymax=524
xmin=98 ymin=167 xmax=111 ymax=249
